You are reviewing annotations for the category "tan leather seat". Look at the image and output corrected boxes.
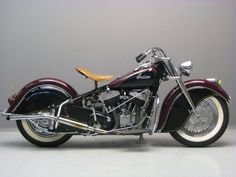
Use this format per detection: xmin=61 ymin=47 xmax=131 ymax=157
xmin=75 ymin=67 xmax=113 ymax=82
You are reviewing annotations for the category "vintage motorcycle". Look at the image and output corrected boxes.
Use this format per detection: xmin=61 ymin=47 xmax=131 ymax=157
xmin=0 ymin=47 xmax=230 ymax=147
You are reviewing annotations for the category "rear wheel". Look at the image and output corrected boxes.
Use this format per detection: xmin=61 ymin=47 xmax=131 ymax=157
xmin=16 ymin=110 xmax=72 ymax=147
xmin=170 ymin=96 xmax=229 ymax=147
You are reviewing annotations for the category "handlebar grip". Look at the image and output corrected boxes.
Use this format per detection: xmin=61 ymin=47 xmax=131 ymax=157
xmin=136 ymin=53 xmax=142 ymax=60
xmin=136 ymin=53 xmax=147 ymax=63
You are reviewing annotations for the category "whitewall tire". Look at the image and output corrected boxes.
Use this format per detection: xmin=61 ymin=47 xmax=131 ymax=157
xmin=170 ymin=96 xmax=229 ymax=147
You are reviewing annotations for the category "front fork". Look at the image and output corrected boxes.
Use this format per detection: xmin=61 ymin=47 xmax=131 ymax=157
xmin=176 ymin=78 xmax=199 ymax=118
xmin=149 ymin=77 xmax=199 ymax=134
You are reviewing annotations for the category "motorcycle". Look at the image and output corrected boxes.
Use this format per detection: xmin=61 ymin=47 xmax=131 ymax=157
xmin=0 ymin=47 xmax=230 ymax=147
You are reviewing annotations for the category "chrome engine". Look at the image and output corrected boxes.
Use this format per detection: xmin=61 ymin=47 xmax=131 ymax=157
xmin=83 ymin=89 xmax=151 ymax=130
xmin=101 ymin=89 xmax=151 ymax=128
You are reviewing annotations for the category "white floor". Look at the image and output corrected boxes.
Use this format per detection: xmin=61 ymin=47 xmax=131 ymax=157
xmin=0 ymin=127 xmax=235 ymax=177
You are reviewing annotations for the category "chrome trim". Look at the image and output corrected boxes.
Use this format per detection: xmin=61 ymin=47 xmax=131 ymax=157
xmin=0 ymin=110 xmax=7 ymax=117
xmin=1 ymin=112 xmax=55 ymax=120
xmin=167 ymin=76 xmax=180 ymax=80
xmin=55 ymin=99 xmax=72 ymax=129
xmin=149 ymin=96 xmax=160 ymax=135
xmin=57 ymin=99 xmax=71 ymax=117
xmin=206 ymin=78 xmax=218 ymax=82
xmin=91 ymin=125 xmax=140 ymax=136
xmin=159 ymin=57 xmax=171 ymax=60
xmin=135 ymin=62 xmax=151 ymax=71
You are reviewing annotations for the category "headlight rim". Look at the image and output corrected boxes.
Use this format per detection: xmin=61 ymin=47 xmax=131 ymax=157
xmin=179 ymin=60 xmax=193 ymax=77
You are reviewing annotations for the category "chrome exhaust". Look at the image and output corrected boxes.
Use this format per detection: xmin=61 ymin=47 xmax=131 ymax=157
xmin=1 ymin=110 xmax=50 ymax=120
xmin=0 ymin=110 xmax=107 ymax=134
xmin=56 ymin=117 xmax=107 ymax=133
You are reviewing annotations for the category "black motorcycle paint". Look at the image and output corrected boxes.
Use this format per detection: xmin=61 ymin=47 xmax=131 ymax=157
xmin=109 ymin=65 xmax=163 ymax=89
xmin=14 ymin=86 xmax=71 ymax=114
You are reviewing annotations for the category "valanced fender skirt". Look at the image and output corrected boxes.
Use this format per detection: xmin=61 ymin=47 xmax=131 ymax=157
xmin=7 ymin=78 xmax=78 ymax=113
xmin=157 ymin=79 xmax=230 ymax=132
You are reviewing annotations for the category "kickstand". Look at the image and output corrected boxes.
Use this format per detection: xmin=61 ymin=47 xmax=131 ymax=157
xmin=136 ymin=133 xmax=147 ymax=144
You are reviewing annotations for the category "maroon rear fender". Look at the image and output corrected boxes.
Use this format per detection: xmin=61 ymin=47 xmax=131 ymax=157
xmin=157 ymin=79 xmax=230 ymax=131
xmin=7 ymin=78 xmax=78 ymax=112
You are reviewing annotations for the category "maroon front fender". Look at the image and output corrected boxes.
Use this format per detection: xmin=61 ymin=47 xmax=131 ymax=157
xmin=7 ymin=78 xmax=78 ymax=112
xmin=157 ymin=79 xmax=230 ymax=131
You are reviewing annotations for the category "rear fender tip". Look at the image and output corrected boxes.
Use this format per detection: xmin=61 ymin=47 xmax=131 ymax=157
xmin=8 ymin=94 xmax=17 ymax=105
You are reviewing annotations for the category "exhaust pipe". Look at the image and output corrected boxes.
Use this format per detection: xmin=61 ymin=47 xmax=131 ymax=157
xmin=0 ymin=110 xmax=107 ymax=134
xmin=57 ymin=117 xmax=107 ymax=133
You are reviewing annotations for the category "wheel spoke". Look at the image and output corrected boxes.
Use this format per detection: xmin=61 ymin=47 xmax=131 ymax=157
xmin=182 ymin=97 xmax=218 ymax=137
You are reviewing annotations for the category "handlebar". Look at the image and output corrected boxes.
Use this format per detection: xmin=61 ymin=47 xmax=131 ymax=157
xmin=135 ymin=47 xmax=167 ymax=63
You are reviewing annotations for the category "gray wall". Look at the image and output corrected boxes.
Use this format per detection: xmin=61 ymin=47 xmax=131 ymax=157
xmin=0 ymin=0 xmax=236 ymax=128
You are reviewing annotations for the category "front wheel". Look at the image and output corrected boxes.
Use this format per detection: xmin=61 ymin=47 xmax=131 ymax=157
xmin=170 ymin=96 xmax=229 ymax=147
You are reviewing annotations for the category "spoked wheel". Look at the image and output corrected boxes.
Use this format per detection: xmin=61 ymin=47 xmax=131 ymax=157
xmin=16 ymin=110 xmax=72 ymax=147
xmin=170 ymin=96 xmax=229 ymax=147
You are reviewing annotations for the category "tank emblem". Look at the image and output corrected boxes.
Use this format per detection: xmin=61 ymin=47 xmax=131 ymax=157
xmin=136 ymin=73 xmax=151 ymax=80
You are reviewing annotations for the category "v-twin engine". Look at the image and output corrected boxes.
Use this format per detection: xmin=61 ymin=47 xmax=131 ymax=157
xmin=101 ymin=89 xmax=151 ymax=128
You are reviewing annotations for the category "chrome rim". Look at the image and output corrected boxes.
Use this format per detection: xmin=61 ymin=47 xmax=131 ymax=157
xmin=178 ymin=96 xmax=224 ymax=142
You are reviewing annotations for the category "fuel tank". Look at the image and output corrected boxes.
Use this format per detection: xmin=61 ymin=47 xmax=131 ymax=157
xmin=108 ymin=67 xmax=156 ymax=89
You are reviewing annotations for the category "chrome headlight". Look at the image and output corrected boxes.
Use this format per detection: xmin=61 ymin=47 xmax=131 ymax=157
xmin=179 ymin=61 xmax=192 ymax=77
